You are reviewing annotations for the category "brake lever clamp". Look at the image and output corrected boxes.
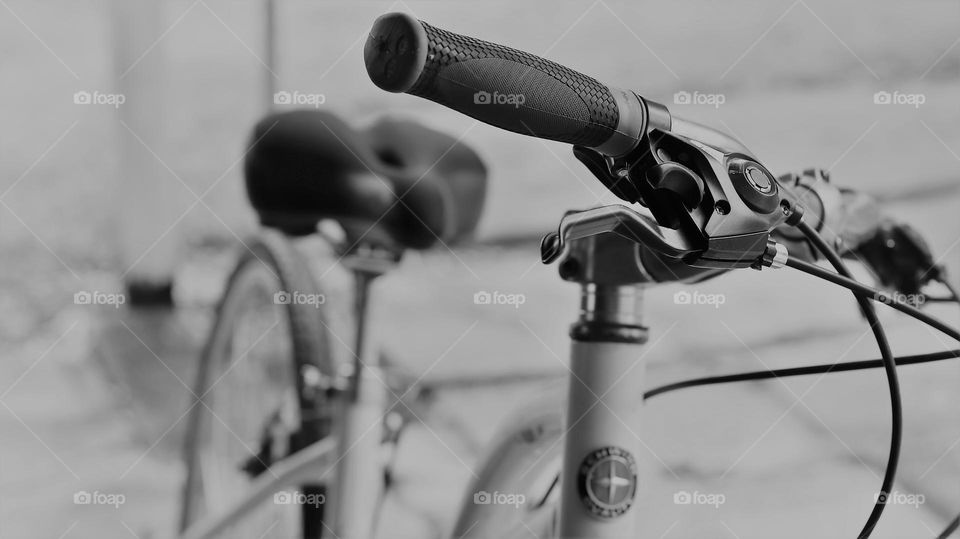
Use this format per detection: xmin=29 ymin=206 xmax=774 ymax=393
xmin=573 ymin=123 xmax=796 ymax=270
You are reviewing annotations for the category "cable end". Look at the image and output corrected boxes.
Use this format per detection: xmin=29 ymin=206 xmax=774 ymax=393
xmin=760 ymin=240 xmax=789 ymax=269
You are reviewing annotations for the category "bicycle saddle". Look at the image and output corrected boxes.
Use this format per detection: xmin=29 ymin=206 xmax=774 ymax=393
xmin=244 ymin=109 xmax=487 ymax=249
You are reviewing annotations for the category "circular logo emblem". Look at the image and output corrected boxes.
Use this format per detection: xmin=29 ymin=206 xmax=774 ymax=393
xmin=577 ymin=446 xmax=638 ymax=519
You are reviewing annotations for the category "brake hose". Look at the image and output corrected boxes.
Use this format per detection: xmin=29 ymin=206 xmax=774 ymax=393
xmin=630 ymin=208 xmax=959 ymax=536
xmin=643 ymin=347 xmax=960 ymax=539
xmin=788 ymin=220 xmax=900 ymax=539
xmin=629 ymin=231 xmax=960 ymax=536
xmin=784 ymin=259 xmax=960 ymax=342
xmin=644 ymin=349 xmax=960 ymax=400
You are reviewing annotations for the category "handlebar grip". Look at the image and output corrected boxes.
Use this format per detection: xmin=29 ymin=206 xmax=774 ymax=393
xmin=364 ymin=13 xmax=658 ymax=156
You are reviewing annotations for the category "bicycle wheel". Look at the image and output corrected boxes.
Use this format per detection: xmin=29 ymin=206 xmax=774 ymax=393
xmin=180 ymin=229 xmax=335 ymax=539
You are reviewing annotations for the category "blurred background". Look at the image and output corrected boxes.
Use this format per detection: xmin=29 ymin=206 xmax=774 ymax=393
xmin=0 ymin=1 xmax=958 ymax=537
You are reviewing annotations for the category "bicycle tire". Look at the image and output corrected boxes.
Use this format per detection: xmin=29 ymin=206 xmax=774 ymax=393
xmin=179 ymin=229 xmax=335 ymax=539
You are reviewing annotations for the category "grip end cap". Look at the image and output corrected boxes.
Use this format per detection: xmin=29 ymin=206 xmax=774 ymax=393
xmin=364 ymin=13 xmax=428 ymax=93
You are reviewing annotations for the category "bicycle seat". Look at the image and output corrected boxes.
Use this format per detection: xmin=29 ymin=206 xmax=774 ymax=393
xmin=244 ymin=109 xmax=487 ymax=250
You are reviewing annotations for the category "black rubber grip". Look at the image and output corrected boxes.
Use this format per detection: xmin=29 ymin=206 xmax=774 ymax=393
xmin=364 ymin=13 xmax=647 ymax=155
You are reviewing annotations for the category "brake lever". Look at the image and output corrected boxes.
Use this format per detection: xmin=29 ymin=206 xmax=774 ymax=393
xmin=540 ymin=205 xmax=700 ymax=264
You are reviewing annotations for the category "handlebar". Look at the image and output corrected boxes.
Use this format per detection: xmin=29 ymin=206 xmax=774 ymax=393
xmin=363 ymin=12 xmax=669 ymax=157
xmin=364 ymin=13 xmax=939 ymax=299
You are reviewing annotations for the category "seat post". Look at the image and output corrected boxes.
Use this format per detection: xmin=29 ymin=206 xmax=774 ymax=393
xmin=339 ymin=244 xmax=401 ymax=399
xmin=348 ymin=267 xmax=379 ymax=398
xmin=331 ymin=244 xmax=399 ymax=538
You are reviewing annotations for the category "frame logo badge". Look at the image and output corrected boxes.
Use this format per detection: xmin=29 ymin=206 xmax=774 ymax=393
xmin=577 ymin=446 xmax=638 ymax=519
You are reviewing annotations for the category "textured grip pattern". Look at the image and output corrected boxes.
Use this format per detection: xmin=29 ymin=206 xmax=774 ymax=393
xmin=408 ymin=21 xmax=620 ymax=147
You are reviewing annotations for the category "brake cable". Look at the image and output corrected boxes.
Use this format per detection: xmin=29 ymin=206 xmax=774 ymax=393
xmin=643 ymin=218 xmax=960 ymax=538
xmin=789 ymin=220 xmax=899 ymax=539
xmin=784 ymin=259 xmax=960 ymax=342
xmin=644 ymin=349 xmax=960 ymax=400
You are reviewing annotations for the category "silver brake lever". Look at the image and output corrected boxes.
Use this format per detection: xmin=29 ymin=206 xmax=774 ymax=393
xmin=540 ymin=205 xmax=700 ymax=264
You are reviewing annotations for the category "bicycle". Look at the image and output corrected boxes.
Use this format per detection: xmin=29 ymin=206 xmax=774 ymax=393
xmin=178 ymin=12 xmax=960 ymax=539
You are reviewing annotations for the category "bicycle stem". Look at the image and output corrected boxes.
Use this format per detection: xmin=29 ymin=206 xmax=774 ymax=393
xmin=561 ymin=284 xmax=648 ymax=538
xmin=550 ymin=231 xmax=655 ymax=538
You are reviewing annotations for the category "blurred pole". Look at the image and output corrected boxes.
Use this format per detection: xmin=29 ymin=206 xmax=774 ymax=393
xmin=265 ymin=0 xmax=278 ymax=105
xmin=114 ymin=0 xmax=178 ymax=307
xmin=113 ymin=0 xmax=276 ymax=307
